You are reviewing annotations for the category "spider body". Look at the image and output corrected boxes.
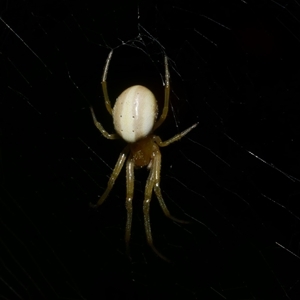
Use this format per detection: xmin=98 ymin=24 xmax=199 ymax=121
xmin=90 ymin=50 xmax=198 ymax=261
xmin=113 ymin=85 xmax=158 ymax=143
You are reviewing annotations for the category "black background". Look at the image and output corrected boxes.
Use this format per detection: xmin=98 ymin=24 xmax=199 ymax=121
xmin=1 ymin=1 xmax=300 ymax=299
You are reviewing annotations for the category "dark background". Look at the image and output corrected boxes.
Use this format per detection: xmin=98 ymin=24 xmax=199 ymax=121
xmin=1 ymin=1 xmax=300 ymax=299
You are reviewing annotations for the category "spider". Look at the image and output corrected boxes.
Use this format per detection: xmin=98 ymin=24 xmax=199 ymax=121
xmin=90 ymin=50 xmax=198 ymax=261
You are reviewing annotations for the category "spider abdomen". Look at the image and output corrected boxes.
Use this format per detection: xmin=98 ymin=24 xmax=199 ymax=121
xmin=113 ymin=85 xmax=158 ymax=143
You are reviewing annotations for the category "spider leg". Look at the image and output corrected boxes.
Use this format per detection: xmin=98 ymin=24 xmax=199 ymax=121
xmin=153 ymin=146 xmax=188 ymax=224
xmin=153 ymin=122 xmax=198 ymax=147
xmin=143 ymin=152 xmax=169 ymax=262
xmin=125 ymin=154 xmax=134 ymax=258
xmin=153 ymin=55 xmax=170 ymax=131
xmin=90 ymin=146 xmax=129 ymax=207
xmin=90 ymin=106 xmax=119 ymax=139
xmin=101 ymin=50 xmax=114 ymax=115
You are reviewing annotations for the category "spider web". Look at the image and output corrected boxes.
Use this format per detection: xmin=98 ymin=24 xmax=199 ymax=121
xmin=1 ymin=0 xmax=300 ymax=299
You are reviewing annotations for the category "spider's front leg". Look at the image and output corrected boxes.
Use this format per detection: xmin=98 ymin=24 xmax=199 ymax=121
xmin=152 ymin=146 xmax=189 ymax=224
xmin=143 ymin=152 xmax=170 ymax=262
xmin=90 ymin=146 xmax=129 ymax=207
xmin=125 ymin=155 xmax=134 ymax=257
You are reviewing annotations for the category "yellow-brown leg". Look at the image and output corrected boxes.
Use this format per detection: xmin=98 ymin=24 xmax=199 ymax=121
xmin=153 ymin=55 xmax=170 ymax=130
xmin=153 ymin=122 xmax=198 ymax=147
xmin=90 ymin=106 xmax=119 ymax=139
xmin=152 ymin=146 xmax=188 ymax=224
xmin=101 ymin=50 xmax=114 ymax=115
xmin=143 ymin=153 xmax=169 ymax=262
xmin=125 ymin=155 xmax=134 ymax=257
xmin=90 ymin=146 xmax=129 ymax=207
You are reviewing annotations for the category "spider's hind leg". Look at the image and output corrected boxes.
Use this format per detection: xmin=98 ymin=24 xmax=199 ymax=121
xmin=101 ymin=50 xmax=114 ymax=115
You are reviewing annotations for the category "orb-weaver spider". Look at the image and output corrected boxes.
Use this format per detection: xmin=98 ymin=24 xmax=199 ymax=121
xmin=90 ymin=50 xmax=198 ymax=261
